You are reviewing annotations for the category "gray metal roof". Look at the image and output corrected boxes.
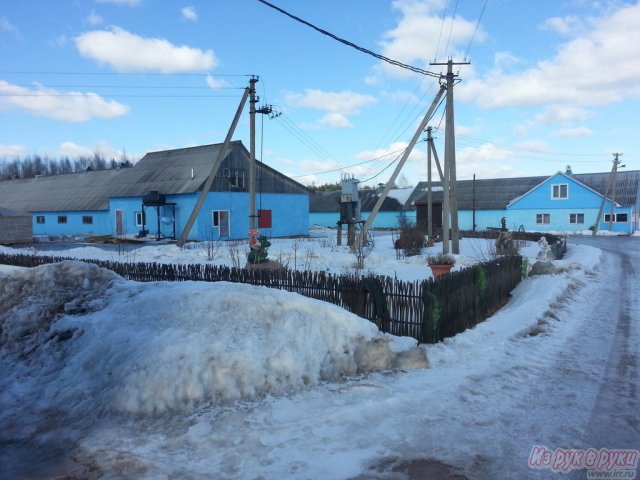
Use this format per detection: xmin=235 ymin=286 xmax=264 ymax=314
xmin=311 ymin=170 xmax=640 ymax=212
xmin=310 ymin=189 xmax=404 ymax=212
xmin=0 ymin=141 xmax=307 ymax=213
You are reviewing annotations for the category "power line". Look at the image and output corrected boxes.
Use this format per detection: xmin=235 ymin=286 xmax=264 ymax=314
xmin=255 ymin=0 xmax=441 ymax=78
xmin=0 ymin=71 xmax=252 ymax=77
xmin=3 ymin=84 xmax=244 ymax=90
xmin=443 ymin=0 xmax=460 ymax=59
xmin=464 ymin=0 xmax=488 ymax=60
xmin=0 ymin=93 xmax=243 ymax=98
xmin=434 ymin=0 xmax=449 ymax=62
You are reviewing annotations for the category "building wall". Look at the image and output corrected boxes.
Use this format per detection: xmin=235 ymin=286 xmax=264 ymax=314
xmin=110 ymin=192 xmax=309 ymax=241
xmin=31 ymin=210 xmax=111 ymax=237
xmin=0 ymin=215 xmax=33 ymax=244
xmin=309 ymin=211 xmax=417 ymax=229
xmin=508 ymin=174 xmax=605 ymax=210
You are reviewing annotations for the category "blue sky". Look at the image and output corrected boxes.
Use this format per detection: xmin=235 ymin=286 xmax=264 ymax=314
xmin=1 ymin=0 xmax=639 ymax=186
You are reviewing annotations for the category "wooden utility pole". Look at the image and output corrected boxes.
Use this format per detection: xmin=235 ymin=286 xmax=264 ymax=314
xmin=592 ymin=153 xmax=622 ymax=235
xmin=249 ymin=77 xmax=258 ymax=232
xmin=177 ymin=86 xmax=250 ymax=247
xmin=358 ymin=85 xmax=446 ymax=245
xmin=430 ymin=59 xmax=469 ymax=254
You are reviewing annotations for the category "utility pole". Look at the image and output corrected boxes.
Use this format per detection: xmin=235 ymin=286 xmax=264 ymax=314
xmin=608 ymin=153 xmax=622 ymax=231
xmin=430 ymin=59 xmax=469 ymax=254
xmin=177 ymin=86 xmax=250 ymax=247
xmin=426 ymin=127 xmax=433 ymax=240
xmin=592 ymin=153 xmax=623 ymax=235
xmin=249 ymin=77 xmax=258 ymax=233
xmin=358 ymin=85 xmax=446 ymax=245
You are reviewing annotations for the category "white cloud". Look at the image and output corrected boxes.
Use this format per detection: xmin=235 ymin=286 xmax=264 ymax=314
xmin=0 ymin=144 xmax=26 ymax=157
xmin=515 ymin=106 xmax=595 ymax=135
xmin=57 ymin=141 xmax=144 ymax=161
xmin=181 ymin=6 xmax=198 ymax=21
xmin=95 ymin=0 xmax=140 ymax=6
xmin=206 ymin=75 xmax=230 ymax=90
xmin=58 ymin=142 xmax=94 ymax=158
xmin=75 ymin=26 xmax=217 ymax=73
xmin=373 ymin=0 xmax=481 ymax=79
xmin=553 ymin=126 xmax=593 ymax=138
xmin=448 ymin=142 xmax=520 ymax=180
xmin=0 ymin=81 xmax=129 ymax=123
xmin=458 ymin=3 xmax=640 ymax=108
xmin=285 ymin=89 xmax=376 ymax=129
xmin=86 ymin=12 xmax=104 ymax=26
xmin=0 ymin=17 xmax=19 ymax=36
xmin=316 ymin=113 xmax=352 ymax=128
xmin=541 ymin=15 xmax=584 ymax=36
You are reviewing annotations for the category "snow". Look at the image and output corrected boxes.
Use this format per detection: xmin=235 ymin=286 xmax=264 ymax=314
xmin=0 ymin=233 xmax=611 ymax=478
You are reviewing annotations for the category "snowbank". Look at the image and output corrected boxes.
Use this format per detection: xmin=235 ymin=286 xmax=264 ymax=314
xmin=0 ymin=261 xmax=427 ymax=418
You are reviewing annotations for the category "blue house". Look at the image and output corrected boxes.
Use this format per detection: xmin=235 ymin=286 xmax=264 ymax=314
xmin=0 ymin=141 xmax=309 ymax=242
xmin=311 ymin=168 xmax=640 ymax=234
xmin=504 ymin=171 xmax=634 ymax=233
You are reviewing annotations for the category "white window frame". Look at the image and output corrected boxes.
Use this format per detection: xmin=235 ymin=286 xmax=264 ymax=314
xmin=211 ymin=210 xmax=231 ymax=237
xmin=135 ymin=211 xmax=145 ymax=227
xmin=569 ymin=213 xmax=584 ymax=224
xmin=536 ymin=213 xmax=550 ymax=224
xmin=552 ymin=183 xmax=568 ymax=199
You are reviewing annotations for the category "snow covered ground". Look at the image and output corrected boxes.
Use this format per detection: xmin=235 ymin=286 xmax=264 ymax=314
xmin=0 ymin=233 xmax=615 ymax=479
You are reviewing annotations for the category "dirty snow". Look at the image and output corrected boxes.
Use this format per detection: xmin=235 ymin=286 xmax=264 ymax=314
xmin=0 ymin=234 xmax=613 ymax=479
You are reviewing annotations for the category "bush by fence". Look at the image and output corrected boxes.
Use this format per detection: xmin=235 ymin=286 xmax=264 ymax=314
xmin=0 ymin=252 xmax=523 ymax=344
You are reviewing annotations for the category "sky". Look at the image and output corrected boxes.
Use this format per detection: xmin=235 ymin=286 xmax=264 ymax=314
xmin=1 ymin=0 xmax=639 ymax=187
xmin=3 ymin=238 xmax=635 ymax=478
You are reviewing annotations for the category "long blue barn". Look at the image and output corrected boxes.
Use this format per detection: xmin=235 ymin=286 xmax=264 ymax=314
xmin=0 ymin=141 xmax=309 ymax=242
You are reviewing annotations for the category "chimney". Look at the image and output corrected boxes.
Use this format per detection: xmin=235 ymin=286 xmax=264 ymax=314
xmin=565 ymin=165 xmax=573 ymax=175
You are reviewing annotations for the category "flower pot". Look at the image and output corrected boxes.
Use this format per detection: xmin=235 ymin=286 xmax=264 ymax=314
xmin=429 ymin=263 xmax=454 ymax=278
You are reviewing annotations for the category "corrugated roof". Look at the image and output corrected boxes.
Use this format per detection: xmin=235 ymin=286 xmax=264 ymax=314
xmin=311 ymin=170 xmax=640 ymax=212
xmin=0 ymin=141 xmax=307 ymax=213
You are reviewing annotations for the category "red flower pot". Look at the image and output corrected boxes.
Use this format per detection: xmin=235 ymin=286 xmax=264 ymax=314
xmin=429 ymin=263 xmax=454 ymax=278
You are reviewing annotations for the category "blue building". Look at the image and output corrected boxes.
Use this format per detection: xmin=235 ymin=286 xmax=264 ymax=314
xmin=310 ymin=168 xmax=640 ymax=234
xmin=0 ymin=141 xmax=309 ymax=242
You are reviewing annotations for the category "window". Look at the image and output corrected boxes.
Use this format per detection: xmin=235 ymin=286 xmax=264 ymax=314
xmin=57 ymin=215 xmax=67 ymax=224
xmin=552 ymin=184 xmax=568 ymax=199
xmin=135 ymin=211 xmax=145 ymax=227
xmin=536 ymin=213 xmax=550 ymax=224
xmin=212 ymin=210 xmax=230 ymax=237
xmin=230 ymin=169 xmax=245 ymax=188
xmin=36 ymin=216 xmax=45 ymax=224
xmin=82 ymin=216 xmax=93 ymax=225
xmin=569 ymin=213 xmax=584 ymax=224
xmin=604 ymin=213 xmax=628 ymax=223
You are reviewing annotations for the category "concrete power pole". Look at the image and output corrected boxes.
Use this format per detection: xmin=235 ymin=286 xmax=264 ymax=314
xmin=592 ymin=153 xmax=623 ymax=235
xmin=430 ymin=59 xmax=469 ymax=254
xmin=608 ymin=153 xmax=622 ymax=231
xmin=249 ymin=77 xmax=258 ymax=233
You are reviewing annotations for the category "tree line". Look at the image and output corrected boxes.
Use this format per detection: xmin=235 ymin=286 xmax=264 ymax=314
xmin=0 ymin=153 xmax=134 ymax=180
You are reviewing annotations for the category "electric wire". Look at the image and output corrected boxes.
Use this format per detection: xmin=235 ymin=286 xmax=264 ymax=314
xmin=464 ymin=0 xmax=488 ymax=60
xmin=434 ymin=0 xmax=449 ymax=61
xmin=443 ymin=0 xmax=460 ymax=59
xmin=255 ymin=0 xmax=440 ymax=78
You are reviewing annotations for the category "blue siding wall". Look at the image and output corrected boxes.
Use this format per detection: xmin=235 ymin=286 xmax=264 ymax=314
xmin=111 ymin=192 xmax=309 ymax=241
xmin=508 ymin=174 xmax=605 ymax=210
xmin=32 ymin=210 xmax=111 ymax=237
xmin=309 ymin=211 xmax=416 ymax=229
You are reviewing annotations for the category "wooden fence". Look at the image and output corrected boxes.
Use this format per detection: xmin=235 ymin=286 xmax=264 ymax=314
xmin=0 ymin=252 xmax=523 ymax=344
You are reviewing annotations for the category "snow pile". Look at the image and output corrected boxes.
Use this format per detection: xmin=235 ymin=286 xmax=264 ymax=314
xmin=0 ymin=261 xmax=427 ymax=418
